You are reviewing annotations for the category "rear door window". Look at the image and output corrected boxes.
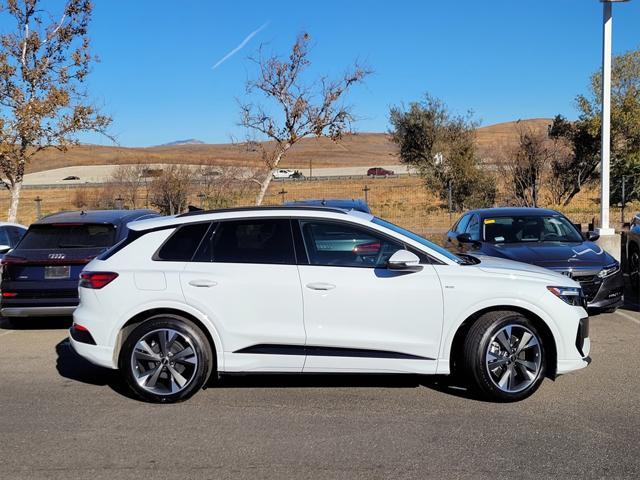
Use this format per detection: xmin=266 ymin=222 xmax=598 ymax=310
xmin=0 ymin=228 xmax=11 ymax=247
xmin=17 ymin=224 xmax=116 ymax=249
xmin=197 ymin=219 xmax=295 ymax=265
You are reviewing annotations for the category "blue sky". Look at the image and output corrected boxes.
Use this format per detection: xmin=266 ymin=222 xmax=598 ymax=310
xmin=65 ymin=1 xmax=640 ymax=145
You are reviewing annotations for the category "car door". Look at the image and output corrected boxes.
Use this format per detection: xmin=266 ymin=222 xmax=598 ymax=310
xmin=180 ymin=218 xmax=306 ymax=372
xmin=295 ymin=218 xmax=444 ymax=374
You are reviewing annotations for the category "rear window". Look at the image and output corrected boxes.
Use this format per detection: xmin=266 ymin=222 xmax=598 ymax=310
xmin=18 ymin=224 xmax=117 ymax=250
xmin=155 ymin=222 xmax=211 ymax=261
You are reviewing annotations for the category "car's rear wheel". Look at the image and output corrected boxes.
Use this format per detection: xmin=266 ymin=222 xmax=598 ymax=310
xmin=120 ymin=314 xmax=213 ymax=403
xmin=462 ymin=311 xmax=546 ymax=402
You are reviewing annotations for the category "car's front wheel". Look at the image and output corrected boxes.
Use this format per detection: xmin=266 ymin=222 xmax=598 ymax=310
xmin=120 ymin=314 xmax=213 ymax=403
xmin=462 ymin=311 xmax=546 ymax=402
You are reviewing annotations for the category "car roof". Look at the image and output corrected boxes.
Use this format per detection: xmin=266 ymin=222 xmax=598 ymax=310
xmin=284 ymin=199 xmax=371 ymax=213
xmin=35 ymin=209 xmax=157 ymax=225
xmin=464 ymin=207 xmax=562 ymax=218
xmin=0 ymin=221 xmax=27 ymax=229
xmin=127 ymin=206 xmax=374 ymax=231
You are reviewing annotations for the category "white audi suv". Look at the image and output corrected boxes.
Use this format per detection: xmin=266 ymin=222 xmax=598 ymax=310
xmin=70 ymin=206 xmax=590 ymax=403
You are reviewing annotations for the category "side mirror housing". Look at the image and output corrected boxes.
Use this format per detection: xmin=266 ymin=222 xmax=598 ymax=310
xmin=387 ymin=250 xmax=422 ymax=272
xmin=456 ymin=233 xmax=475 ymax=244
xmin=584 ymin=231 xmax=600 ymax=242
xmin=0 ymin=244 xmax=11 ymax=254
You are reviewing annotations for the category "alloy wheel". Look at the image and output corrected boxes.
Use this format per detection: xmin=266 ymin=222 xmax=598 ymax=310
xmin=130 ymin=328 xmax=199 ymax=395
xmin=485 ymin=324 xmax=542 ymax=393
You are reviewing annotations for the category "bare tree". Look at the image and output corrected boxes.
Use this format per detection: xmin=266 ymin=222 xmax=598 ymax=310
xmin=108 ymin=164 xmax=147 ymax=208
xmin=499 ymin=122 xmax=556 ymax=207
xmin=148 ymin=165 xmax=191 ymax=215
xmin=240 ymin=32 xmax=370 ymax=205
xmin=0 ymin=0 xmax=111 ymax=221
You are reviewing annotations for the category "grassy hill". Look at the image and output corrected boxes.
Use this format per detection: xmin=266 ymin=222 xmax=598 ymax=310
xmin=26 ymin=118 xmax=553 ymax=174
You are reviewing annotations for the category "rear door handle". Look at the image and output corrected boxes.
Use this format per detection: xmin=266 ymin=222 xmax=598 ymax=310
xmin=306 ymin=282 xmax=336 ymax=291
xmin=188 ymin=279 xmax=218 ymax=288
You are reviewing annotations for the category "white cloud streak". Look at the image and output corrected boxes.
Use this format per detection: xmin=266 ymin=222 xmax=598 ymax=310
xmin=212 ymin=21 xmax=269 ymax=70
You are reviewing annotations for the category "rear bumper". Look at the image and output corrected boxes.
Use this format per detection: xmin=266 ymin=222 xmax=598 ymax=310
xmin=1 ymin=305 xmax=76 ymax=317
xmin=69 ymin=335 xmax=116 ymax=369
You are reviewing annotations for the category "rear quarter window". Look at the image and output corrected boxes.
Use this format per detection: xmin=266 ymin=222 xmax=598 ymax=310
xmin=154 ymin=222 xmax=212 ymax=261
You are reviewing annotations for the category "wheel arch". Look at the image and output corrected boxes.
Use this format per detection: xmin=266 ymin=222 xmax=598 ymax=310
xmin=113 ymin=307 xmax=223 ymax=373
xmin=449 ymin=305 xmax=558 ymax=379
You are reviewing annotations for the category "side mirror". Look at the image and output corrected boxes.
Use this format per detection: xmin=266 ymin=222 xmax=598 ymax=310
xmin=456 ymin=233 xmax=475 ymax=244
xmin=0 ymin=244 xmax=11 ymax=254
xmin=387 ymin=250 xmax=422 ymax=272
xmin=584 ymin=231 xmax=600 ymax=242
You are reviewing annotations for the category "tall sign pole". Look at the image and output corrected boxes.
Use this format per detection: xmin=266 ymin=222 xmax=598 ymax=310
xmin=598 ymin=0 xmax=615 ymax=235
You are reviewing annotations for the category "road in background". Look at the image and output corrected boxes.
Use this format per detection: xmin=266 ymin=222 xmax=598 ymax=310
xmin=22 ymin=164 xmax=411 ymax=187
xmin=1 ymin=305 xmax=639 ymax=479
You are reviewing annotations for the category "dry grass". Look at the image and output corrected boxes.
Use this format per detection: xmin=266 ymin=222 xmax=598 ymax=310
xmin=23 ymin=119 xmax=548 ymax=174
xmin=4 ymin=173 xmax=637 ymax=239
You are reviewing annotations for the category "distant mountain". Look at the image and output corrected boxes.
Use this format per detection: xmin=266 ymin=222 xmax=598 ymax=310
xmin=157 ymin=139 xmax=205 ymax=147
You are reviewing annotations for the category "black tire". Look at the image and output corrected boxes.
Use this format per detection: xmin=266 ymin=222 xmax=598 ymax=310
xmin=462 ymin=310 xmax=546 ymax=402
xmin=119 ymin=314 xmax=213 ymax=403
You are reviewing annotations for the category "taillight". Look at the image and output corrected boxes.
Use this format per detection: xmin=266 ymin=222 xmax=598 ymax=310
xmin=79 ymin=271 xmax=119 ymax=289
xmin=1 ymin=292 xmax=17 ymax=297
xmin=1 ymin=256 xmax=28 ymax=265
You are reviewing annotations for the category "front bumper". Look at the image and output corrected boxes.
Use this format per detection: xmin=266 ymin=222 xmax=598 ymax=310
xmin=584 ymin=270 xmax=624 ymax=309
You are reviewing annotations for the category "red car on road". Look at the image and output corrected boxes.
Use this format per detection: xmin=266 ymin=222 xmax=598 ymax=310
xmin=367 ymin=167 xmax=394 ymax=177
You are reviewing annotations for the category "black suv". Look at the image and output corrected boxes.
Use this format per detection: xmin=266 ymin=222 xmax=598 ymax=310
xmin=1 ymin=209 xmax=156 ymax=318
xmin=445 ymin=207 xmax=624 ymax=311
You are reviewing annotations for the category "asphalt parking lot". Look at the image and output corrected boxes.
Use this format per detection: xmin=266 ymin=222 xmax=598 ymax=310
xmin=1 ymin=302 xmax=640 ymax=479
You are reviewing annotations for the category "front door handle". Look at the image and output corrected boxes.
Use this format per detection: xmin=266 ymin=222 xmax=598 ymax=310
xmin=306 ymin=282 xmax=336 ymax=291
xmin=188 ymin=279 xmax=218 ymax=288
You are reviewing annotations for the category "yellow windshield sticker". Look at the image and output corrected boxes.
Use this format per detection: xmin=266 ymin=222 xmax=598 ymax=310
xmin=484 ymin=219 xmax=496 ymax=224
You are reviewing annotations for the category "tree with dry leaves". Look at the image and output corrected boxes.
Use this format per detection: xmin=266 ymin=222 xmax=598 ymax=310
xmin=0 ymin=0 xmax=111 ymax=221
xmin=240 ymin=32 xmax=370 ymax=205
xmin=499 ymin=122 xmax=557 ymax=207
xmin=148 ymin=165 xmax=191 ymax=215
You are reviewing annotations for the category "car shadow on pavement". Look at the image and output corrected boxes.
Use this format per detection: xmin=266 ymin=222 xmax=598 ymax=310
xmin=0 ymin=316 xmax=72 ymax=330
xmin=53 ymin=339 xmax=486 ymax=402
xmin=54 ymin=338 xmax=137 ymax=400
xmin=211 ymin=373 xmax=486 ymax=402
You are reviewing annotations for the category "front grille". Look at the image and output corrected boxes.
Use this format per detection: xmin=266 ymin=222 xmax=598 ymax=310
xmin=577 ymin=278 xmax=603 ymax=302
xmin=555 ymin=269 xmax=602 ymax=302
xmin=576 ymin=317 xmax=589 ymax=357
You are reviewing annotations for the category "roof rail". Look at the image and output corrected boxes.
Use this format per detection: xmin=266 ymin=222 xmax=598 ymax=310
xmin=176 ymin=205 xmax=349 ymax=218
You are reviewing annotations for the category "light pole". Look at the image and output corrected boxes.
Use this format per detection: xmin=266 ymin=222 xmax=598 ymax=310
xmin=597 ymin=0 xmax=630 ymax=235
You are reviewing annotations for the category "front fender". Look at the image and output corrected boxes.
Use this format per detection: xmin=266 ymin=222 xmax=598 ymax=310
xmin=438 ymin=296 xmax=567 ymax=374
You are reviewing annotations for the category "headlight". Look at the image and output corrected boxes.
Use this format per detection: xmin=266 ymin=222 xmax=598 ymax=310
xmin=597 ymin=263 xmax=620 ymax=278
xmin=547 ymin=286 xmax=585 ymax=307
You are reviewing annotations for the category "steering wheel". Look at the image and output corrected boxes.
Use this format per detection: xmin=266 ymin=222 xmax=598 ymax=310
xmin=543 ymin=233 xmax=562 ymax=241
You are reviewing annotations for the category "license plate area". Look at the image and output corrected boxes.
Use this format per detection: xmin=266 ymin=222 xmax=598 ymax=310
xmin=45 ymin=265 xmax=70 ymax=279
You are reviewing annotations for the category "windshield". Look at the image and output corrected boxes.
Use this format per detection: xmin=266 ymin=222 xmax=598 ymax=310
xmin=18 ymin=224 xmax=116 ymax=250
xmin=372 ymin=217 xmax=464 ymax=264
xmin=482 ymin=215 xmax=583 ymax=244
